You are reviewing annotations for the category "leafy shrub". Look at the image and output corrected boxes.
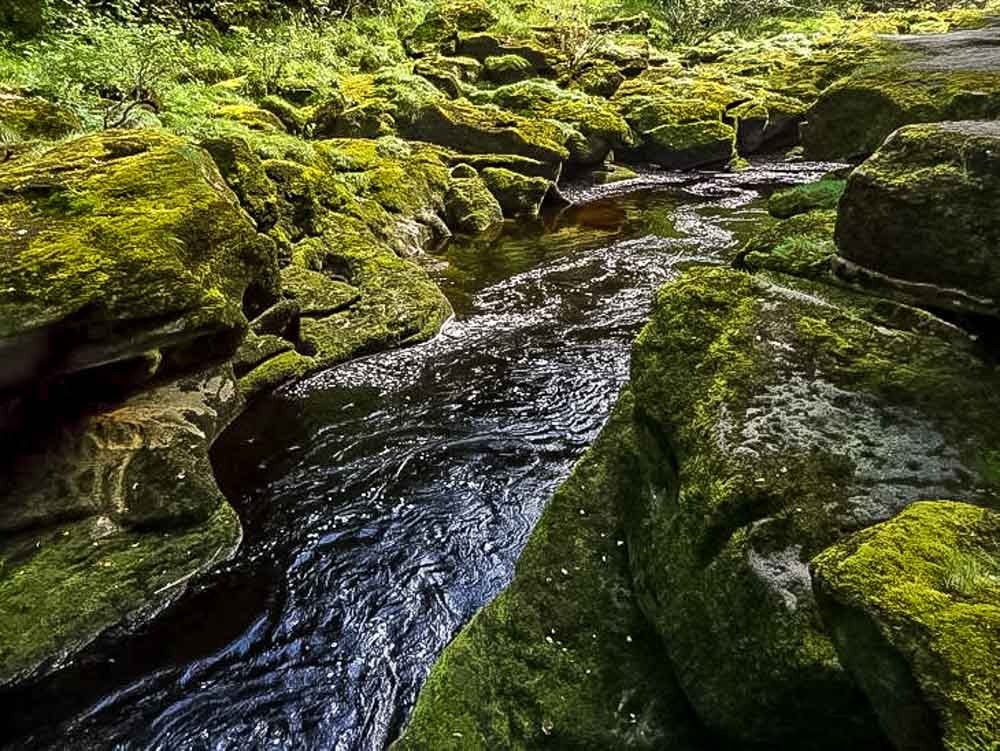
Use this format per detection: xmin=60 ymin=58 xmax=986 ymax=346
xmin=20 ymin=15 xmax=183 ymax=127
xmin=649 ymin=0 xmax=828 ymax=43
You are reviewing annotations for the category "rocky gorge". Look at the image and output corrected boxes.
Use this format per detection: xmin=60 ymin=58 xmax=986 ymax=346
xmin=0 ymin=0 xmax=998 ymax=748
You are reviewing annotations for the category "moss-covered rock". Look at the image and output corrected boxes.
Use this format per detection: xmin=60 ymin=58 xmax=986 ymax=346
xmin=414 ymin=55 xmax=482 ymax=98
xmin=812 ymin=501 xmax=1000 ymax=751
xmin=0 ymin=129 xmax=277 ymax=390
xmin=239 ymin=349 xmax=315 ymax=397
xmin=625 ymin=266 xmax=1000 ymax=747
xmin=570 ymin=61 xmax=626 ymax=99
xmin=456 ymin=33 xmax=555 ymax=73
xmin=233 ymin=331 xmax=293 ymax=377
xmin=802 ymin=67 xmax=1000 ymax=161
xmin=613 ymin=67 xmax=800 ymax=161
xmin=0 ymin=93 xmax=80 ymax=142
xmin=0 ymin=365 xmax=244 ymax=685
xmin=216 ymin=104 xmax=287 ymax=132
xmin=769 ymin=178 xmax=846 ymax=219
xmin=259 ymin=95 xmax=310 ymax=134
xmin=280 ymin=265 xmax=361 ymax=316
xmin=0 ymin=499 xmax=241 ymax=688
xmin=472 ymin=80 xmax=637 ymax=166
xmin=482 ymin=54 xmax=536 ymax=85
xmin=445 ymin=172 xmax=504 ymax=233
xmin=737 ymin=209 xmax=837 ymax=279
xmin=200 ymin=134 xmax=281 ymax=233
xmin=638 ymin=120 xmax=736 ymax=169
xmin=395 ymin=394 xmax=708 ymax=750
xmin=309 ymin=71 xmax=443 ymax=139
xmin=406 ymin=100 xmax=569 ymax=163
xmin=593 ymin=163 xmax=639 ymax=185
xmin=406 ymin=0 xmax=498 ymax=57
xmin=834 ymin=121 xmax=1000 ymax=317
xmin=479 ymin=167 xmax=550 ymax=217
xmin=443 ymin=152 xmax=562 ymax=181
xmin=3 ymin=364 xmax=244 ymax=531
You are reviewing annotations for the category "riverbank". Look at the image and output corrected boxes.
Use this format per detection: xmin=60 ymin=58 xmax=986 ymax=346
xmin=1 ymin=0 xmax=999 ymax=745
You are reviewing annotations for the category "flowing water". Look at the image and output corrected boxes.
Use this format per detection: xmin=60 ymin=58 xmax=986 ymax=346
xmin=3 ymin=160 xmax=840 ymax=751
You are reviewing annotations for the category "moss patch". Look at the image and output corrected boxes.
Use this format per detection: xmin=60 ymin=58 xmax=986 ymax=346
xmin=0 ymin=502 xmax=241 ymax=686
xmin=812 ymin=501 xmax=1000 ymax=751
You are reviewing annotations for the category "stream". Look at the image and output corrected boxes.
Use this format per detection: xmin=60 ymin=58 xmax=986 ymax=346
xmin=4 ymin=160 xmax=840 ymax=751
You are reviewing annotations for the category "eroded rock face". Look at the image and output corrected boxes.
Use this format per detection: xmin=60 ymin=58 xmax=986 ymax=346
xmin=834 ymin=121 xmax=1000 ymax=316
xmin=0 ymin=365 xmax=244 ymax=686
xmin=0 ymin=129 xmax=277 ymax=393
xmin=812 ymin=501 xmax=1000 ymax=751
xmin=624 ymin=267 xmax=1000 ymax=748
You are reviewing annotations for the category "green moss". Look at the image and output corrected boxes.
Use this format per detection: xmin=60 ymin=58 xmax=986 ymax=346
xmin=0 ymin=94 xmax=80 ymax=141
xmin=834 ymin=121 xmax=1000 ymax=312
xmin=624 ymin=265 xmax=1000 ymax=746
xmin=803 ymin=67 xmax=1000 ymax=160
xmin=474 ymin=79 xmax=637 ymax=164
xmin=639 ymin=120 xmax=736 ymax=169
xmin=812 ymin=501 xmax=1000 ymax=751
xmin=738 ymin=209 xmax=837 ymax=278
xmin=396 ymin=393 xmax=708 ymax=750
xmin=482 ymin=54 xmax=535 ymax=84
xmin=405 ymin=100 xmax=569 ymax=163
xmin=280 ymin=265 xmax=361 ymax=316
xmin=768 ymin=179 xmax=846 ymax=219
xmin=0 ymin=502 xmax=241 ymax=686
xmin=0 ymin=130 xmax=275 ymax=371
xmin=216 ymin=104 xmax=287 ymax=133
xmin=480 ymin=167 xmax=550 ymax=217
xmin=239 ymin=349 xmax=315 ymax=397
xmin=445 ymin=174 xmax=504 ymax=233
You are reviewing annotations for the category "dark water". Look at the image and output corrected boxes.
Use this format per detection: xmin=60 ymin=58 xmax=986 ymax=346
xmin=4 ymin=161 xmax=840 ymax=751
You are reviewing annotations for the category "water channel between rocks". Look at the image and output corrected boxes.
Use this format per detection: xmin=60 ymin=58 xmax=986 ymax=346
xmin=5 ymin=159 xmax=842 ymax=751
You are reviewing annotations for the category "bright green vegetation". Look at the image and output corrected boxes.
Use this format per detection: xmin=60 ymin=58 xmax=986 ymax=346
xmin=813 ymin=501 xmax=1000 ymax=751
xmin=768 ymin=178 xmax=846 ymax=219
xmin=737 ymin=208 xmax=838 ymax=278
xmin=0 ymin=129 xmax=276 ymax=375
xmin=0 ymin=501 xmax=241 ymax=686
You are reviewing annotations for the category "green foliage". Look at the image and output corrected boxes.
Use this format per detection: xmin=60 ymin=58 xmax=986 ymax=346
xmin=647 ymin=0 xmax=829 ymax=43
xmin=12 ymin=14 xmax=183 ymax=128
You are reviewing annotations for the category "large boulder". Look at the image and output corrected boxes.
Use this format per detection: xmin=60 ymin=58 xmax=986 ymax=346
xmin=480 ymin=167 xmax=552 ymax=217
xmin=0 ymin=365 xmax=244 ymax=686
xmin=802 ymin=66 xmax=1000 ymax=161
xmin=0 ymin=129 xmax=277 ymax=393
xmin=834 ymin=121 xmax=1000 ymax=317
xmin=445 ymin=170 xmax=504 ymax=233
xmin=612 ymin=67 xmax=802 ymax=166
xmin=812 ymin=501 xmax=1000 ymax=751
xmin=624 ymin=266 xmax=1000 ymax=747
xmin=406 ymin=0 xmax=498 ymax=56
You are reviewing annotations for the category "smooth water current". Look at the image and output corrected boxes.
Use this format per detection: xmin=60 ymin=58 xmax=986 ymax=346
xmin=4 ymin=160 xmax=839 ymax=751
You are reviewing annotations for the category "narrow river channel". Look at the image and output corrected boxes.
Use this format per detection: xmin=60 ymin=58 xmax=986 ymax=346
xmin=4 ymin=159 xmax=840 ymax=751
